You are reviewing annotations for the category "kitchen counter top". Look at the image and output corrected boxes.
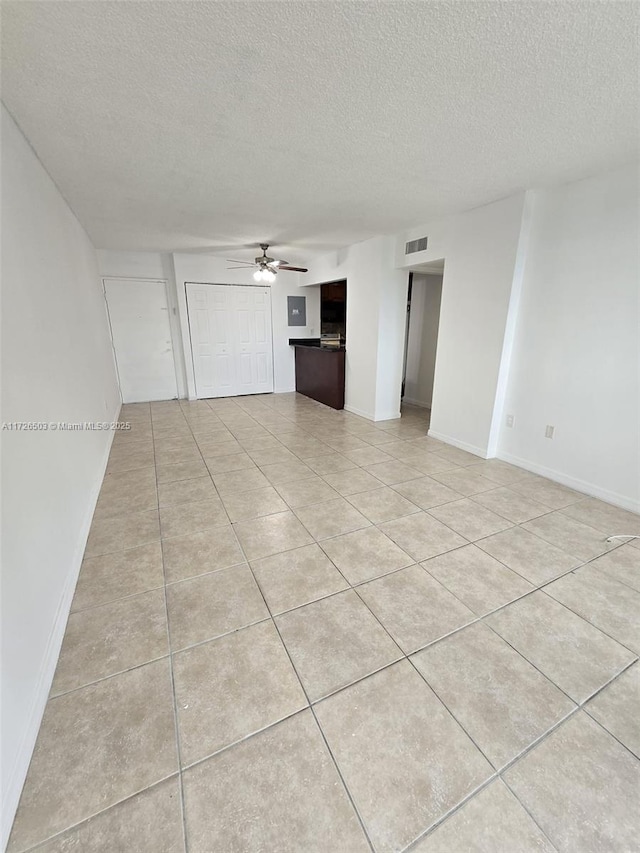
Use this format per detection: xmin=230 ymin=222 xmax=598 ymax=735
xmin=289 ymin=338 xmax=346 ymax=351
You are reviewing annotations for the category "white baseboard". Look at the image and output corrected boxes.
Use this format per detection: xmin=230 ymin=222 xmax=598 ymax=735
xmin=192 ymin=388 xmax=294 ymax=400
xmin=427 ymin=429 xmax=489 ymax=460
xmin=1 ymin=405 xmax=121 ymax=851
xmin=402 ymin=397 xmax=431 ymax=410
xmin=497 ymin=451 xmax=640 ymax=514
xmin=343 ymin=404 xmax=401 ymax=422
xmin=344 ymin=403 xmax=375 ymax=421
xmin=374 ymin=410 xmax=402 ymax=422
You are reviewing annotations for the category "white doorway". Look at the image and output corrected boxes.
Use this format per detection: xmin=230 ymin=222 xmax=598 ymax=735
xmin=186 ymin=283 xmax=274 ymax=398
xmin=403 ymin=271 xmax=444 ymax=412
xmin=104 ymin=278 xmax=178 ymax=403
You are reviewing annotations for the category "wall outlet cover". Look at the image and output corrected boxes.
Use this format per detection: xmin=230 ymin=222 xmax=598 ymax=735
xmin=545 ymin=425 xmax=555 ymax=439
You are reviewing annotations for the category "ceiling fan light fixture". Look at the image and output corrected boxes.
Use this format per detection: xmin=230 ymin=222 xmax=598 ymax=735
xmin=228 ymin=245 xmax=307 ymax=278
xmin=253 ymin=267 xmax=276 ymax=283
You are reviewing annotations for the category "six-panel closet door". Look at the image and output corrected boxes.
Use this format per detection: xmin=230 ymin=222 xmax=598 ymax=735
xmin=186 ymin=283 xmax=274 ymax=398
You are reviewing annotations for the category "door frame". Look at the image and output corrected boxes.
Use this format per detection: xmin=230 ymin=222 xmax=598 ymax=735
xmin=102 ymin=276 xmax=182 ymax=402
xmin=184 ymin=281 xmax=276 ymax=400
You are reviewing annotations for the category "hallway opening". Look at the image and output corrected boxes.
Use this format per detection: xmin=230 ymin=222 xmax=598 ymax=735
xmin=401 ymin=263 xmax=444 ymax=423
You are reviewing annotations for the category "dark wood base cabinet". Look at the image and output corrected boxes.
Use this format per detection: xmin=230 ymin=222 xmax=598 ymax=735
xmin=293 ymin=345 xmax=345 ymax=410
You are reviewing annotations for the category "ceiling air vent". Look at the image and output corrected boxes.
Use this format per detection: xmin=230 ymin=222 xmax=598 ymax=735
xmin=405 ymin=236 xmax=428 ymax=254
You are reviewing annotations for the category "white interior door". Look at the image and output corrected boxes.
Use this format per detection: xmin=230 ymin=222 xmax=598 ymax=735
xmin=104 ymin=279 xmax=177 ymax=403
xmin=186 ymin=283 xmax=274 ymax=398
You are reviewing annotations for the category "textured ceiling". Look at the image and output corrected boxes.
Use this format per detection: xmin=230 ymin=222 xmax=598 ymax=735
xmin=1 ymin=1 xmax=637 ymax=256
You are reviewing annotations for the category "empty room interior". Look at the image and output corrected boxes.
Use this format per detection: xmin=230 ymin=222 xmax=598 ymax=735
xmin=1 ymin=2 xmax=639 ymax=852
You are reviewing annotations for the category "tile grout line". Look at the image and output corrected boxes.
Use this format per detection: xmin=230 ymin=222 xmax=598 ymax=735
xmin=49 ymin=650 xmax=174 ymax=700
xmin=497 ymin=657 xmax=638 ymax=781
xmin=163 ymin=398 xmax=254 ymax=849
xmin=304 ymin=705 xmax=376 ymax=853
xmin=481 ymin=610 xmax=638 ymax=705
xmin=490 ymin=782 xmax=562 ymax=853
xmin=69 ymin=581 xmax=168 ymax=616
xmin=341 ymin=576 xmax=513 ymax=808
xmin=494 ymin=658 xmax=640 ymax=853
xmin=152 ymin=408 xmax=191 ymax=853
xmin=177 ymin=706 xmax=311 ymax=774
xmin=404 ymin=651 xmax=499 ymax=766
xmin=536 ymin=582 xmax=639 ymax=658
xmin=582 ymin=696 xmax=640 ymax=760
xmin=224 ymin=504 xmax=378 ymax=853
xmin=400 ymin=656 xmax=639 ymax=853
xmin=341 ymin=578 xmax=556 ymax=837
xmin=19 ymin=773 xmax=182 ymax=853
xmin=581 ymin=559 xmax=640 ymax=596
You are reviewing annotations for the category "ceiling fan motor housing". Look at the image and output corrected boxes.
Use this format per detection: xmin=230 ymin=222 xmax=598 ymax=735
xmin=257 ymin=244 xmax=275 ymax=266
xmin=226 ymin=244 xmax=307 ymax=274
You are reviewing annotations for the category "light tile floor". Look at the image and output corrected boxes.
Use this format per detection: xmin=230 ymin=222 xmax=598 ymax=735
xmin=9 ymin=394 xmax=640 ymax=852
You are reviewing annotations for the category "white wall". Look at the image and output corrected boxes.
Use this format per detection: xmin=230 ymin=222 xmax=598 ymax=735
xmin=499 ymin=166 xmax=640 ymax=511
xmin=0 ymin=106 xmax=121 ymax=846
xmin=397 ymin=193 xmax=529 ymax=456
xmin=375 ymin=252 xmax=412 ymax=420
xmin=304 ymin=235 xmax=409 ymax=420
xmin=404 ymin=274 xmax=443 ymax=408
xmin=96 ymin=249 xmax=173 ymax=281
xmin=171 ymin=254 xmax=320 ymax=397
xmin=97 ymin=251 xmax=188 ymax=399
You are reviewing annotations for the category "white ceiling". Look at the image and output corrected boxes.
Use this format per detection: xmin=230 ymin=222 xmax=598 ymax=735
xmin=1 ymin=1 xmax=637 ymax=257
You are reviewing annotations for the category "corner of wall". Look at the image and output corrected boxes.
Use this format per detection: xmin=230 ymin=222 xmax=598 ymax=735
xmin=486 ymin=190 xmax=537 ymax=457
xmin=171 ymin=254 xmax=198 ymax=400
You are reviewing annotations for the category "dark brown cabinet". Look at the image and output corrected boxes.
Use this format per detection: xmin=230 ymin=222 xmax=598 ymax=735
xmin=292 ymin=344 xmax=345 ymax=410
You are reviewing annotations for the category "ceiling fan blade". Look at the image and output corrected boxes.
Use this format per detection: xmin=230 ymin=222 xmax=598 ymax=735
xmin=270 ymin=259 xmax=289 ymax=267
xmin=225 ymin=259 xmax=256 ymax=265
xmin=278 ymin=266 xmax=308 ymax=273
xmin=226 ymin=265 xmax=255 ymax=269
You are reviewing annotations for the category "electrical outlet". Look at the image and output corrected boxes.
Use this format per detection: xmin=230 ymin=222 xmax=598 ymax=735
xmin=506 ymin=414 xmax=514 ymax=428
xmin=545 ymin=425 xmax=554 ymax=439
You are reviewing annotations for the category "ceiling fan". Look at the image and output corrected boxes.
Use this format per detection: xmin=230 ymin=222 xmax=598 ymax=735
xmin=226 ymin=244 xmax=308 ymax=282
